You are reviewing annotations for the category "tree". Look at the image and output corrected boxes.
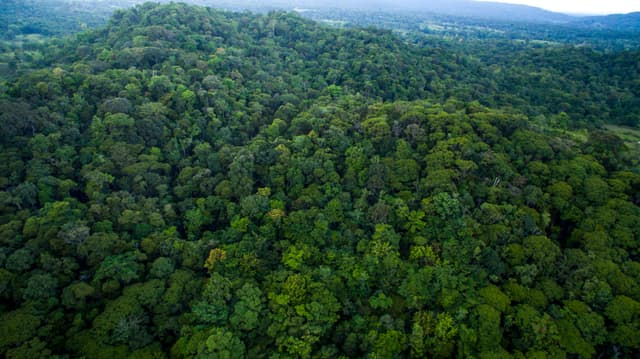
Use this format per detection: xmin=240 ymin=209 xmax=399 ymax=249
xmin=23 ymin=273 xmax=59 ymax=305
xmin=93 ymin=252 xmax=141 ymax=293
xmin=174 ymin=327 xmax=246 ymax=359
xmin=0 ymin=309 xmax=41 ymax=353
xmin=5 ymin=248 xmax=34 ymax=273
xmin=230 ymin=283 xmax=264 ymax=331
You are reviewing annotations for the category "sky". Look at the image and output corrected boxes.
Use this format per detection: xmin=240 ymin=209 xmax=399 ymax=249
xmin=476 ymin=0 xmax=640 ymax=15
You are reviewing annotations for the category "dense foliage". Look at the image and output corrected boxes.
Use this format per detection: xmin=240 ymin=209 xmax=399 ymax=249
xmin=0 ymin=0 xmax=113 ymax=40
xmin=304 ymin=8 xmax=640 ymax=50
xmin=1 ymin=3 xmax=639 ymax=358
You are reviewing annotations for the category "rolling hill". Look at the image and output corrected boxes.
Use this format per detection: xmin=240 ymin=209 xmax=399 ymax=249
xmin=0 ymin=3 xmax=639 ymax=358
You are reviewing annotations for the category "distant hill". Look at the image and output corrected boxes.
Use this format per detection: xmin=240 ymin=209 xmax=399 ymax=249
xmin=203 ymin=0 xmax=640 ymax=32
xmin=374 ymin=0 xmax=575 ymax=23
xmin=2 ymin=0 xmax=638 ymax=41
xmin=209 ymin=0 xmax=640 ymax=31
xmin=207 ymin=0 xmax=575 ymax=23
xmin=572 ymin=12 xmax=640 ymax=32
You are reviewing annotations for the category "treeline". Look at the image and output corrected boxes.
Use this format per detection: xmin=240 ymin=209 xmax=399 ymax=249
xmin=0 ymin=3 xmax=639 ymax=358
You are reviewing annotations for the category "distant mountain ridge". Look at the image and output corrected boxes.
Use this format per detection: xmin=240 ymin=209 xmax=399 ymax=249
xmin=572 ymin=12 xmax=640 ymax=32
xmin=2 ymin=0 xmax=639 ymax=37
xmin=207 ymin=0 xmax=574 ymax=23
xmin=202 ymin=0 xmax=639 ymax=29
xmin=331 ymin=0 xmax=574 ymax=23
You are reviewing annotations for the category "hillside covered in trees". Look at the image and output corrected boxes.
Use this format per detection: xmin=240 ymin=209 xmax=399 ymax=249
xmin=0 ymin=3 xmax=639 ymax=358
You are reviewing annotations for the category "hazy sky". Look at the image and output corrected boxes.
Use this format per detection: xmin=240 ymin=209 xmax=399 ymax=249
xmin=477 ymin=0 xmax=640 ymax=14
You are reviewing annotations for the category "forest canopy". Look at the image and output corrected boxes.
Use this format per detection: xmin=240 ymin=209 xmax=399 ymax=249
xmin=0 ymin=2 xmax=639 ymax=358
